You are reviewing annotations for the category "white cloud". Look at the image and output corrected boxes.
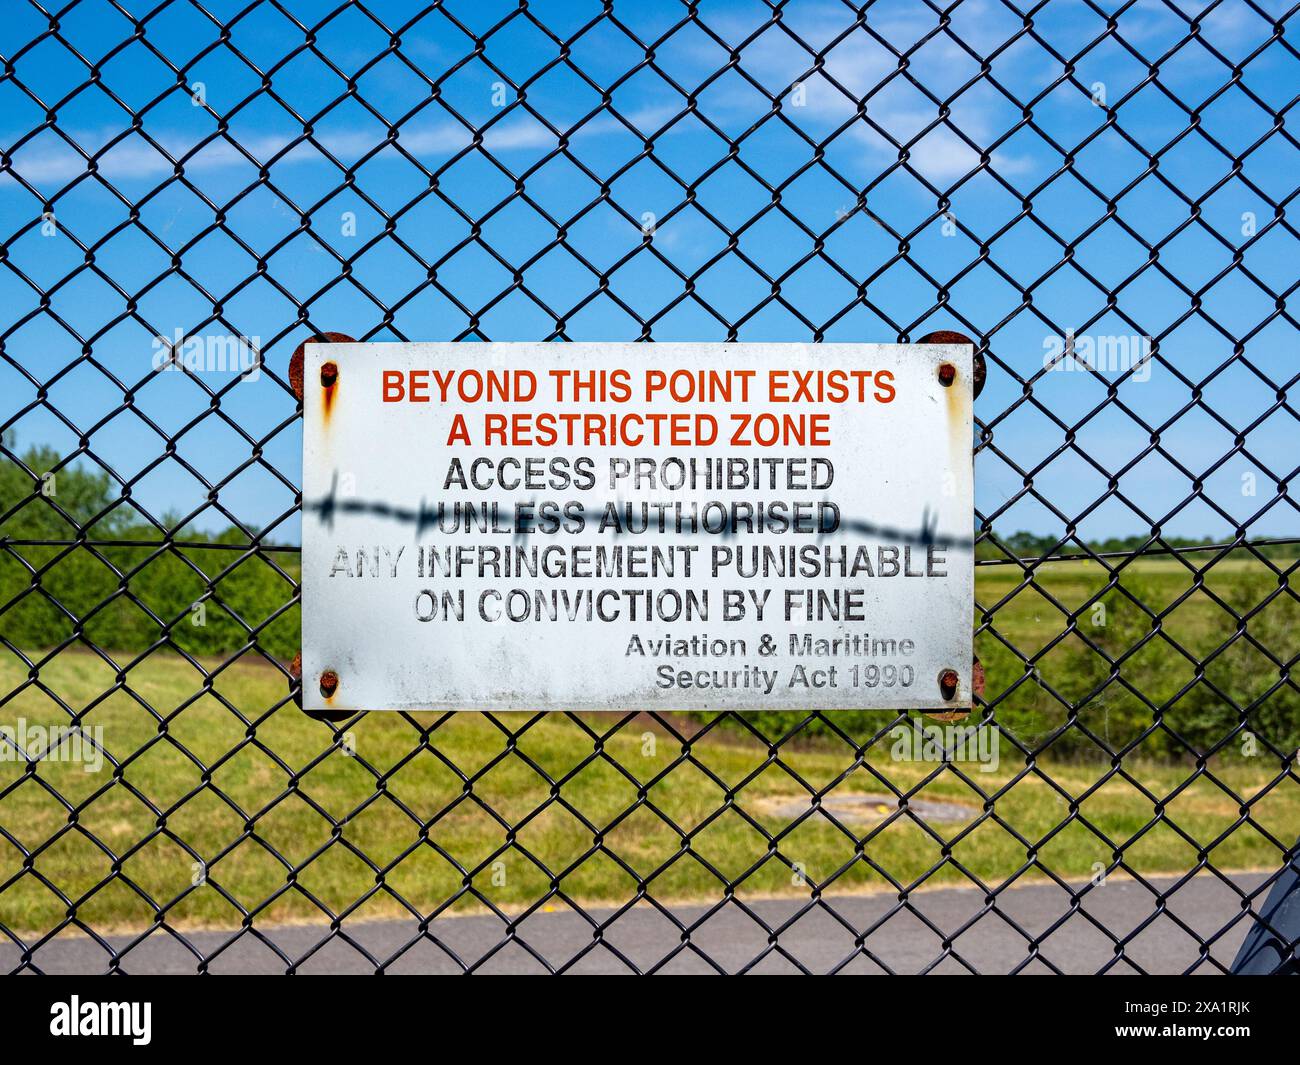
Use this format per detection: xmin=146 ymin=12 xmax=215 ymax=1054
xmin=1 ymin=113 xmax=589 ymax=188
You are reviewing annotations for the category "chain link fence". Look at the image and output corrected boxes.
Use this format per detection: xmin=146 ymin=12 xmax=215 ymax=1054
xmin=1 ymin=0 xmax=1297 ymax=973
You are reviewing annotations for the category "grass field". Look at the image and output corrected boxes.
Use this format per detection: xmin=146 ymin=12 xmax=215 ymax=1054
xmin=972 ymin=552 xmax=1300 ymax=756
xmin=977 ymin=553 xmax=1296 ymax=650
xmin=1 ymin=555 xmax=1297 ymax=936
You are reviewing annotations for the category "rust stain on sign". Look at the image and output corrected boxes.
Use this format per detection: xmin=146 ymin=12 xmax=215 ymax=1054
xmin=930 ymin=346 xmax=973 ymax=500
xmin=320 ymin=360 xmax=340 ymax=422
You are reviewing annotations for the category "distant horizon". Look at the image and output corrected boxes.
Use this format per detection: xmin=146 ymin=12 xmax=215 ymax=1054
xmin=4 ymin=424 xmax=1293 ymax=556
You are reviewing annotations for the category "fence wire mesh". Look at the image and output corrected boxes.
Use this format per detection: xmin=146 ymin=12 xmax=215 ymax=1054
xmin=0 ymin=0 xmax=1297 ymax=974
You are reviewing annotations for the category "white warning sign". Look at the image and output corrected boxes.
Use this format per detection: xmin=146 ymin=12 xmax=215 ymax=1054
xmin=301 ymin=342 xmax=973 ymax=712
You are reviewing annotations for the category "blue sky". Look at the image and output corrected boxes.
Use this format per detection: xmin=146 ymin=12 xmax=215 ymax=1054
xmin=1 ymin=0 xmax=1297 ymax=547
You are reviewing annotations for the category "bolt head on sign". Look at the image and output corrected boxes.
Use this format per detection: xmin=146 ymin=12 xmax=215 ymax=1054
xmin=301 ymin=343 xmax=973 ymax=712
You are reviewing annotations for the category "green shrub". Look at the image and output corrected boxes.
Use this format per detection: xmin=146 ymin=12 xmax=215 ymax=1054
xmin=1 ymin=447 xmax=298 ymax=662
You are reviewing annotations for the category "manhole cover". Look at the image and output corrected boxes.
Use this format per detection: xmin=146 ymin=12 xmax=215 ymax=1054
xmin=755 ymin=792 xmax=975 ymax=825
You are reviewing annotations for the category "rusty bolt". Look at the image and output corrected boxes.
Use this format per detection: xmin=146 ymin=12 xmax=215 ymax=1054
xmin=920 ymin=329 xmax=986 ymax=399
xmin=938 ymin=669 xmax=959 ymax=700
xmin=290 ymin=652 xmax=349 ymax=721
xmin=319 ymin=670 xmax=340 ymax=698
xmin=937 ymin=362 xmax=957 ymax=387
xmin=288 ymin=332 xmax=355 ymax=401
xmin=320 ymin=361 xmax=339 ymax=388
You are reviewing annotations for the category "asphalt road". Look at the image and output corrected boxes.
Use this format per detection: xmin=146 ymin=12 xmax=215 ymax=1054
xmin=3 ymin=872 xmax=1269 ymax=974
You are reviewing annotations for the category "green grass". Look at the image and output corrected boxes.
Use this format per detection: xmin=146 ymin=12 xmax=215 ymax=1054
xmin=977 ymin=555 xmax=1298 ymax=672
xmin=970 ymin=552 xmax=1300 ymax=757
xmin=977 ymin=553 xmax=1296 ymax=644
xmin=2 ymin=563 xmax=1297 ymax=935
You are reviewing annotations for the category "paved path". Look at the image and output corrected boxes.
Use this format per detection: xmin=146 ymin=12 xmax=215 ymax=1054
xmin=3 ymin=873 xmax=1269 ymax=974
